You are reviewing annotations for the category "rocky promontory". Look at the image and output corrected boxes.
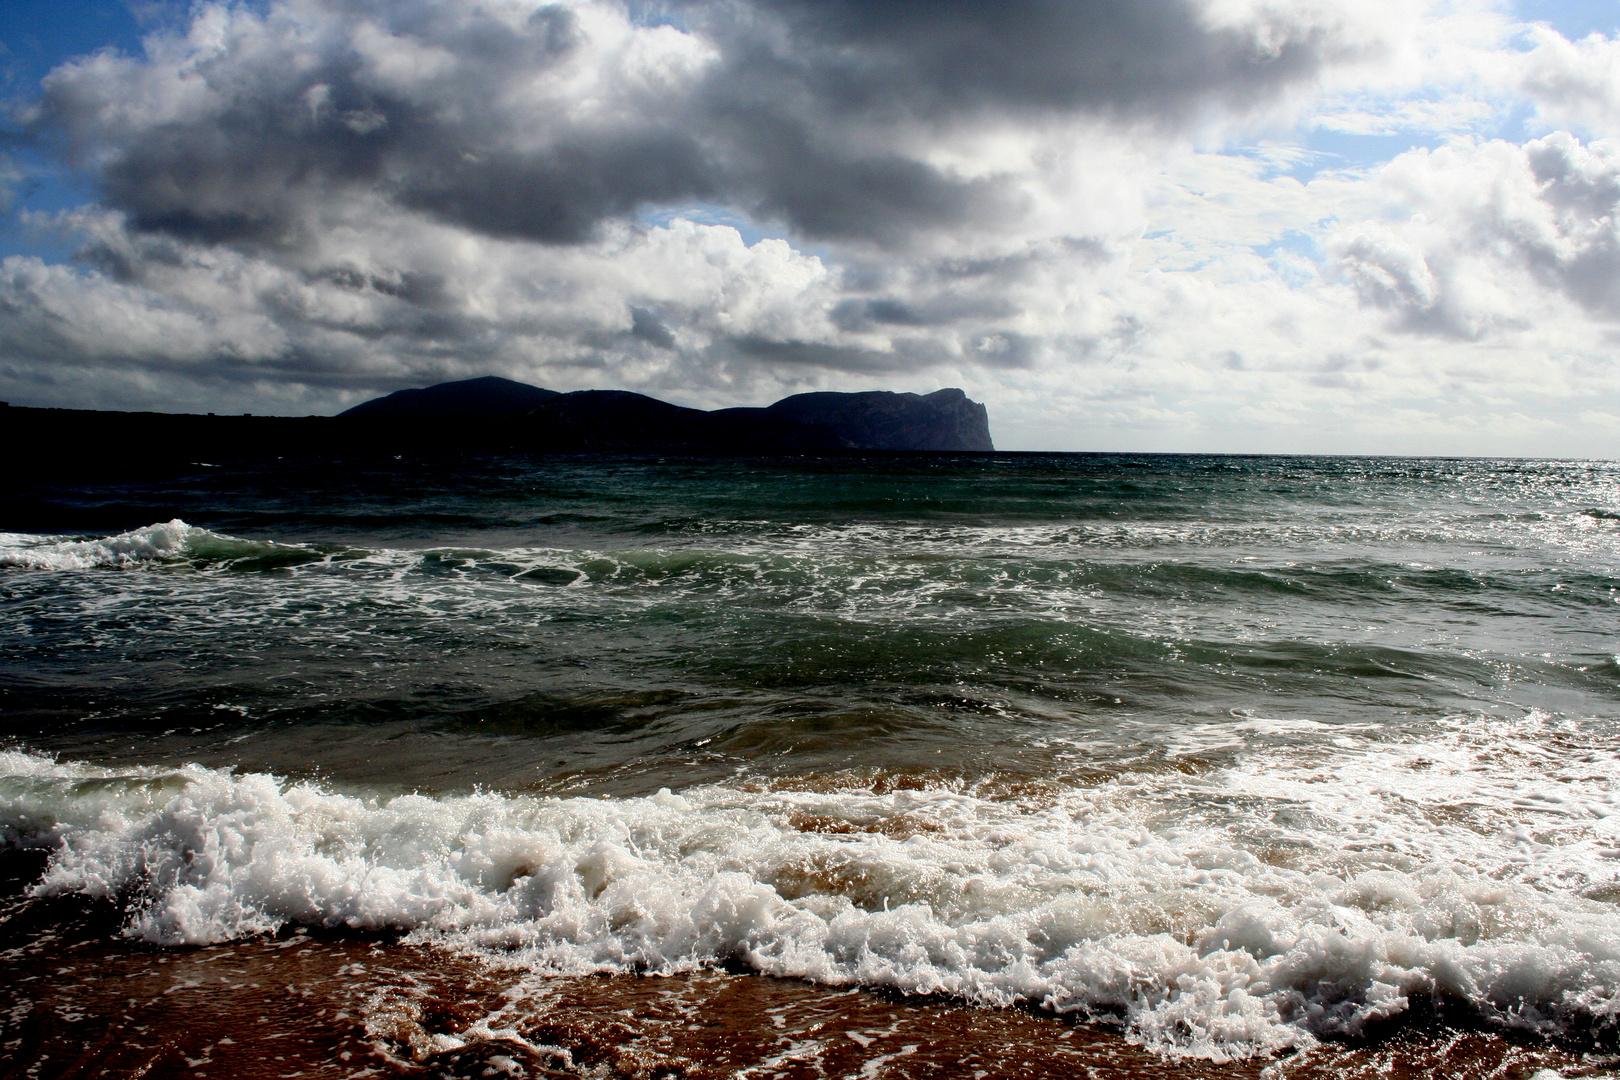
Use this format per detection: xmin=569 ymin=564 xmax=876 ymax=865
xmin=341 ymin=377 xmax=994 ymax=452
xmin=4 ymin=378 xmax=994 ymax=481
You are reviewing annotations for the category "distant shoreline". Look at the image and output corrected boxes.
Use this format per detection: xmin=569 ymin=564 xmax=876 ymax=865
xmin=3 ymin=404 xmax=1603 ymax=467
xmin=4 ymin=376 xmax=1002 ymax=474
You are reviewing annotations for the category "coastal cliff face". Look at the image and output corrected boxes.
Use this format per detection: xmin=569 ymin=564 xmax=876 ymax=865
xmin=760 ymin=389 xmax=994 ymax=452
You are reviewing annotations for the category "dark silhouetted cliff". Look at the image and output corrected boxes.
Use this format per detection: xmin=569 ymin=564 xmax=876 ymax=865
xmin=337 ymin=378 xmax=993 ymax=453
xmin=1 ymin=379 xmax=994 ymax=482
xmin=340 ymin=375 xmax=560 ymax=422
xmin=758 ymin=389 xmax=993 ymax=452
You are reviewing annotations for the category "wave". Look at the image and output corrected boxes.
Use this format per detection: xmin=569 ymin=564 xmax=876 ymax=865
xmin=10 ymin=520 xmax=1610 ymax=605
xmin=3 ymin=744 xmax=1617 ymax=1061
xmin=0 ymin=520 xmax=335 ymax=572
xmin=0 ymin=519 xmax=198 ymax=570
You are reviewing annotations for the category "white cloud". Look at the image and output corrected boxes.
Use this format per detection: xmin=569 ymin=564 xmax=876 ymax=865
xmin=3 ymin=0 xmax=1620 ymax=455
xmin=1520 ymin=23 xmax=1620 ymax=135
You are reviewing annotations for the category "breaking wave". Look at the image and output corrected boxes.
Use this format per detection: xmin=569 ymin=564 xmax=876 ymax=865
xmin=0 ymin=520 xmax=329 ymax=572
xmin=0 ymin=520 xmax=197 ymax=570
xmin=4 ymin=742 xmax=1617 ymax=1061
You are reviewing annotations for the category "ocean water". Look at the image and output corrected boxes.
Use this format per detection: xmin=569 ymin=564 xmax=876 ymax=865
xmin=2 ymin=453 xmax=1618 ymax=1078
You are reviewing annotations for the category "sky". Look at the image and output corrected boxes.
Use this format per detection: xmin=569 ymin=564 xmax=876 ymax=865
xmin=2 ymin=1 xmax=1620 ymax=454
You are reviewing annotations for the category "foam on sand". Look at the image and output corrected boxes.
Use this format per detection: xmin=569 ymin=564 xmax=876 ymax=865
xmin=3 ymin=735 xmax=1616 ymax=1062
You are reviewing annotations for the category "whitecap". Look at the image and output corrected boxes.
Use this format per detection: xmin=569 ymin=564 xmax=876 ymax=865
xmin=0 ymin=520 xmax=198 ymax=570
xmin=3 ymin=746 xmax=1617 ymax=1061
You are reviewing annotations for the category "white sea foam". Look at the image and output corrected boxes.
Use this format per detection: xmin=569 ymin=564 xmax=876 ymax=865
xmin=0 ymin=520 xmax=335 ymax=573
xmin=4 ymin=725 xmax=1617 ymax=1061
xmin=10 ymin=505 xmax=1618 ymax=580
xmin=4 ymin=516 xmax=1613 ymax=658
xmin=10 ymin=518 xmax=1609 ymax=682
xmin=0 ymin=520 xmax=200 ymax=570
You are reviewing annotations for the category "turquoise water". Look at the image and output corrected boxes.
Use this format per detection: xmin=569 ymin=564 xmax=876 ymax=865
xmin=2 ymin=453 xmax=1618 ymax=1062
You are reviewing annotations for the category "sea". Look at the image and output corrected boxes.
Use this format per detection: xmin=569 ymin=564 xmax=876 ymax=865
xmin=1 ymin=452 xmax=1617 ymax=1079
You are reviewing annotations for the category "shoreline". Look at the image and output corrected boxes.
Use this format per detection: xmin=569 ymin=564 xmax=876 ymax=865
xmin=3 ymin=851 xmax=1613 ymax=1080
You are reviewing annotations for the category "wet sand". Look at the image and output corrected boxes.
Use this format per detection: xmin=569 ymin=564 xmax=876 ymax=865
xmin=3 ymin=853 xmax=1613 ymax=1080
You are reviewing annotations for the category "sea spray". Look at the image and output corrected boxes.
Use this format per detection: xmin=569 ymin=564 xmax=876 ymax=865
xmin=5 ymin=745 xmax=1617 ymax=1060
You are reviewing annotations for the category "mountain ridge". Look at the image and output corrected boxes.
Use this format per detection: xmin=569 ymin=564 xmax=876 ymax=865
xmin=340 ymin=377 xmax=994 ymax=452
xmin=339 ymin=375 xmax=561 ymax=421
xmin=0 ymin=379 xmax=994 ymax=483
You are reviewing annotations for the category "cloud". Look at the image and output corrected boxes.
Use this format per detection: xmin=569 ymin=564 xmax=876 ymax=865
xmin=4 ymin=0 xmax=1620 ymax=455
xmin=1519 ymin=24 xmax=1620 ymax=135
xmin=30 ymin=0 xmax=1364 ymax=253
xmin=33 ymin=2 xmax=718 ymax=247
xmin=1329 ymin=133 xmax=1620 ymax=333
xmin=717 ymin=0 xmax=1338 ymax=118
xmin=11 ymin=0 xmax=1358 ymax=406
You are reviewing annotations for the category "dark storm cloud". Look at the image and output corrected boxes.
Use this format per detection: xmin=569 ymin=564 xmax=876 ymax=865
xmin=830 ymin=294 xmax=1019 ymax=331
xmin=629 ymin=306 xmax=677 ymax=348
xmin=726 ymin=137 xmax=1027 ymax=245
xmin=395 ymin=135 xmax=715 ymax=244
xmin=732 ymin=327 xmax=1037 ymax=373
xmin=30 ymin=0 xmax=1345 ymax=253
xmin=732 ymin=336 xmax=912 ymax=372
xmin=661 ymin=0 xmax=1342 ymax=241
xmin=673 ymin=0 xmax=1344 ymax=242
xmin=37 ymin=2 xmax=716 ymax=248
xmin=0 ymin=0 xmax=1388 ymax=413
xmin=698 ymin=0 xmax=1330 ymax=118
